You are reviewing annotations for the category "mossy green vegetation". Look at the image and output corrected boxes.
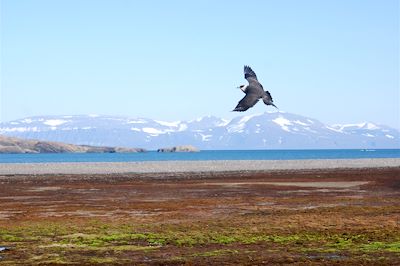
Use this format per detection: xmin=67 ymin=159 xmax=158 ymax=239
xmin=191 ymin=249 xmax=239 ymax=257
xmin=1 ymin=220 xmax=399 ymax=264
xmin=360 ymin=241 xmax=400 ymax=253
xmin=2 ymin=222 xmax=399 ymax=252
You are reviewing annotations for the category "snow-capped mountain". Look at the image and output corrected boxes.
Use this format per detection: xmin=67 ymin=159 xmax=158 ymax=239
xmin=0 ymin=112 xmax=398 ymax=150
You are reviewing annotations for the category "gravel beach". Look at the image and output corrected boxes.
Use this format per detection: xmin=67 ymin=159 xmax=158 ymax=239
xmin=0 ymin=158 xmax=399 ymax=175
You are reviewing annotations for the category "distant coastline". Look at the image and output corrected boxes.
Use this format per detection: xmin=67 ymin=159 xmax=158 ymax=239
xmin=0 ymin=135 xmax=145 ymax=154
xmin=0 ymin=135 xmax=202 ymax=155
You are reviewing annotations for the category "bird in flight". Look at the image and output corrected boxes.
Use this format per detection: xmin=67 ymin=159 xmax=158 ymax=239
xmin=233 ymin=65 xmax=277 ymax=112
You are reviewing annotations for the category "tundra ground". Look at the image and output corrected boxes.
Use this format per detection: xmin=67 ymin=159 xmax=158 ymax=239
xmin=0 ymin=167 xmax=399 ymax=265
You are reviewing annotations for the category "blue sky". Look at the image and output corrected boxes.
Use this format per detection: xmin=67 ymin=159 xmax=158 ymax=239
xmin=1 ymin=0 xmax=399 ymax=128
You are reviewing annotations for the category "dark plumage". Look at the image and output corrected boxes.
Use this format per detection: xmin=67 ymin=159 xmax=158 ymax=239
xmin=233 ymin=66 xmax=277 ymax=112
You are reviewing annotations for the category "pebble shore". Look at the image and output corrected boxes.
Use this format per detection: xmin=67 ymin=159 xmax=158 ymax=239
xmin=0 ymin=158 xmax=399 ymax=175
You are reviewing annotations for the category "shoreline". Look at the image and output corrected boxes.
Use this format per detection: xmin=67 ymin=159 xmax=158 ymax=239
xmin=0 ymin=158 xmax=399 ymax=175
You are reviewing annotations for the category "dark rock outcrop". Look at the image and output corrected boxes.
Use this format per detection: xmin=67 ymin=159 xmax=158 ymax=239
xmin=157 ymin=145 xmax=199 ymax=153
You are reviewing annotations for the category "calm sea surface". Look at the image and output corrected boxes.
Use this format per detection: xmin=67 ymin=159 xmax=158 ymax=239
xmin=0 ymin=149 xmax=399 ymax=163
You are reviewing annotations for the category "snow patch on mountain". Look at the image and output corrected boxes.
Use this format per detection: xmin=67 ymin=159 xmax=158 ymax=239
xmin=293 ymin=120 xmax=309 ymax=126
xmin=155 ymin=120 xmax=181 ymax=127
xmin=126 ymin=119 xmax=147 ymax=124
xmin=332 ymin=122 xmax=380 ymax=131
xmin=218 ymin=119 xmax=230 ymax=127
xmin=227 ymin=113 xmax=261 ymax=133
xmin=142 ymin=128 xmax=168 ymax=135
xmin=43 ymin=119 xmax=69 ymax=127
xmin=198 ymin=133 xmax=212 ymax=141
xmin=21 ymin=119 xmax=33 ymax=124
xmin=325 ymin=126 xmax=343 ymax=133
xmin=273 ymin=116 xmax=292 ymax=132
xmin=363 ymin=133 xmax=375 ymax=138
xmin=2 ymin=127 xmax=40 ymax=133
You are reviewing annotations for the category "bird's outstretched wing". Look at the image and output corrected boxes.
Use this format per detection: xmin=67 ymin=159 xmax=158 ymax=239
xmin=233 ymin=92 xmax=260 ymax=112
xmin=244 ymin=65 xmax=258 ymax=83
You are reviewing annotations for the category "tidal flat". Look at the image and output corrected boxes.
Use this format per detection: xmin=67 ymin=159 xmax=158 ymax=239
xmin=0 ymin=167 xmax=399 ymax=265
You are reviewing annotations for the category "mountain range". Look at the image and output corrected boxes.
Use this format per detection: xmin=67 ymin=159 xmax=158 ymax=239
xmin=0 ymin=112 xmax=398 ymax=150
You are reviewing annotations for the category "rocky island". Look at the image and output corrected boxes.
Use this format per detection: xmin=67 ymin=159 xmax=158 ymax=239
xmin=157 ymin=145 xmax=199 ymax=152
xmin=0 ymin=135 xmax=145 ymax=153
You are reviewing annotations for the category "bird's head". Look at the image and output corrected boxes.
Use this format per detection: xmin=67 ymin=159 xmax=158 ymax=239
xmin=237 ymin=84 xmax=248 ymax=92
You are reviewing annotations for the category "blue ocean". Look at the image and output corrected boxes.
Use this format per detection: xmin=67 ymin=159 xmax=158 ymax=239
xmin=0 ymin=149 xmax=399 ymax=163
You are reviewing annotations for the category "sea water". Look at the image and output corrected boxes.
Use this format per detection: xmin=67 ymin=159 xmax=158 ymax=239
xmin=0 ymin=149 xmax=399 ymax=163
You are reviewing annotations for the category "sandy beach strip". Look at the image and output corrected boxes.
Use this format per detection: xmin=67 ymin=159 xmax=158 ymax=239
xmin=0 ymin=158 xmax=399 ymax=175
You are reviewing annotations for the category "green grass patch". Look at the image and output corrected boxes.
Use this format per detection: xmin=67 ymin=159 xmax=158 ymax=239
xmin=360 ymin=241 xmax=400 ymax=253
xmin=191 ymin=249 xmax=239 ymax=257
xmin=0 ymin=234 xmax=24 ymax=242
xmin=1 ymin=221 xmax=399 ymax=261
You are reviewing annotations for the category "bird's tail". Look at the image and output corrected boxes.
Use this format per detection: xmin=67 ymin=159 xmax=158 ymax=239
xmin=270 ymin=103 xmax=278 ymax=109
xmin=263 ymin=91 xmax=278 ymax=109
xmin=265 ymin=91 xmax=273 ymax=101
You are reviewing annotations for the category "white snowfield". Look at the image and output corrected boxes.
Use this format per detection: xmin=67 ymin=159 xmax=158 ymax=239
xmin=0 ymin=158 xmax=399 ymax=175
